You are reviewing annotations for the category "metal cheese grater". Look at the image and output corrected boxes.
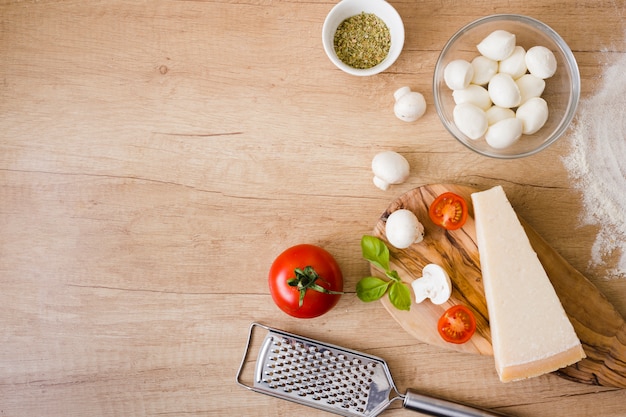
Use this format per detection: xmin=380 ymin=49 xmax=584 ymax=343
xmin=236 ymin=323 xmax=510 ymax=417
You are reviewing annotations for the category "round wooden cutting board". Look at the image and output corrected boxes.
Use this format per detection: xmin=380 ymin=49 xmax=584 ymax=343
xmin=370 ymin=184 xmax=626 ymax=388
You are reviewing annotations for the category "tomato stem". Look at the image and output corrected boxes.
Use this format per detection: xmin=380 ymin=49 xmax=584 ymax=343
xmin=287 ymin=266 xmax=344 ymax=308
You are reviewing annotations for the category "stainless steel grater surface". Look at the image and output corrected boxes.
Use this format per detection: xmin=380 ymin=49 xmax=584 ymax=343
xmin=236 ymin=323 xmax=511 ymax=417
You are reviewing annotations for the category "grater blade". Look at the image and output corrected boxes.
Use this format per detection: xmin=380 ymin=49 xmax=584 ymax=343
xmin=236 ymin=322 xmax=403 ymax=417
xmin=237 ymin=323 xmax=511 ymax=417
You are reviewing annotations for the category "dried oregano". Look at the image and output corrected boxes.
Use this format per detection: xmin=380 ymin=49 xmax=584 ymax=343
xmin=333 ymin=12 xmax=391 ymax=69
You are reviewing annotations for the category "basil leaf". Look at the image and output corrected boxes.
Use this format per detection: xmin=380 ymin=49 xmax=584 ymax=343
xmin=388 ymin=281 xmax=411 ymax=311
xmin=361 ymin=235 xmax=390 ymax=272
xmin=386 ymin=269 xmax=401 ymax=282
xmin=358 ymin=235 xmax=410 ymax=312
xmin=356 ymin=277 xmax=390 ymax=302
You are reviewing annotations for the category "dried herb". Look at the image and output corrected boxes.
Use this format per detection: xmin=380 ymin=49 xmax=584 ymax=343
xmin=333 ymin=12 xmax=391 ymax=70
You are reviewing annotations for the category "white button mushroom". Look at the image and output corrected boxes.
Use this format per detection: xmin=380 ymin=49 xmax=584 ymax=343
xmin=411 ymin=264 xmax=452 ymax=305
xmin=444 ymin=59 xmax=474 ymax=90
xmin=371 ymin=151 xmax=410 ymax=191
xmin=477 ymin=30 xmax=516 ymax=61
xmin=393 ymin=86 xmax=427 ymax=122
xmin=385 ymin=209 xmax=424 ymax=249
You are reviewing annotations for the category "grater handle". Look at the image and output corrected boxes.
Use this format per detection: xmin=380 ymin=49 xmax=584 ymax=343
xmin=403 ymin=389 xmax=511 ymax=417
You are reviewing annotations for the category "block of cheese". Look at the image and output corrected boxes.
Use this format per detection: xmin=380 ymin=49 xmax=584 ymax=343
xmin=471 ymin=185 xmax=585 ymax=382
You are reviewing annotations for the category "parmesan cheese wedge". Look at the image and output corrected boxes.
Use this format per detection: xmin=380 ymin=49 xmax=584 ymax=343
xmin=471 ymin=186 xmax=585 ymax=382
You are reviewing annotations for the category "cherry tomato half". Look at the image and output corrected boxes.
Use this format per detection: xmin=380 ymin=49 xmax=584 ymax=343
xmin=437 ymin=305 xmax=476 ymax=344
xmin=428 ymin=192 xmax=468 ymax=230
xmin=268 ymin=244 xmax=343 ymax=319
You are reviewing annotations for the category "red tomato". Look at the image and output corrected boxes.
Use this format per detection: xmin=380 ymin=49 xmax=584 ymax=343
xmin=437 ymin=305 xmax=476 ymax=344
xmin=428 ymin=192 xmax=468 ymax=230
xmin=268 ymin=244 xmax=343 ymax=319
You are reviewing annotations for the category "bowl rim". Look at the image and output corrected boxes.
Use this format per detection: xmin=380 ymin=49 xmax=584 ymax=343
xmin=321 ymin=0 xmax=405 ymax=76
xmin=433 ymin=14 xmax=581 ymax=159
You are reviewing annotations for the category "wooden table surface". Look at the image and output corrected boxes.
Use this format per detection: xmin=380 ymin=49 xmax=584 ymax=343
xmin=1 ymin=1 xmax=625 ymax=416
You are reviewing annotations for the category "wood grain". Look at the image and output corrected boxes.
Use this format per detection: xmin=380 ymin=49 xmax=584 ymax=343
xmin=524 ymin=224 xmax=626 ymax=388
xmin=1 ymin=1 xmax=625 ymax=416
xmin=373 ymin=184 xmax=493 ymax=356
xmin=371 ymin=184 xmax=626 ymax=388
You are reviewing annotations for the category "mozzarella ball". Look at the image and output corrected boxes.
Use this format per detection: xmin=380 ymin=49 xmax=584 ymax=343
xmin=516 ymin=74 xmax=546 ymax=105
xmin=453 ymin=103 xmax=488 ymax=140
xmin=443 ymin=31 xmax=557 ymax=149
xmin=516 ymin=97 xmax=549 ymax=134
xmin=477 ymin=30 xmax=516 ymax=61
xmin=486 ymin=106 xmax=516 ymax=125
xmin=471 ymin=55 xmax=498 ymax=85
xmin=444 ymin=59 xmax=474 ymax=90
xmin=525 ymin=46 xmax=557 ymax=79
xmin=453 ymin=84 xmax=492 ymax=110
xmin=498 ymin=46 xmax=527 ymax=79
xmin=488 ymin=73 xmax=522 ymax=108
xmin=485 ymin=117 xmax=523 ymax=149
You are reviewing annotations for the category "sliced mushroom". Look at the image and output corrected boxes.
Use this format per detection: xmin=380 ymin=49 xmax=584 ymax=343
xmin=411 ymin=264 xmax=452 ymax=305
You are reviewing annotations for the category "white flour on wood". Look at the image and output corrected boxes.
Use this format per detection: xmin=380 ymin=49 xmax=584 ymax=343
xmin=562 ymin=52 xmax=626 ymax=279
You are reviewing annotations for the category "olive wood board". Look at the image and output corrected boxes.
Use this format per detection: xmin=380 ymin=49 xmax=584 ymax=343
xmin=370 ymin=184 xmax=626 ymax=388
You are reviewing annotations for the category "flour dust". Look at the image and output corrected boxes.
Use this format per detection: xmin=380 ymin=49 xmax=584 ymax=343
xmin=562 ymin=52 xmax=626 ymax=279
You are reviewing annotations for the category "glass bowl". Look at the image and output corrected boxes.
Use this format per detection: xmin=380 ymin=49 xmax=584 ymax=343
xmin=433 ymin=14 xmax=580 ymax=158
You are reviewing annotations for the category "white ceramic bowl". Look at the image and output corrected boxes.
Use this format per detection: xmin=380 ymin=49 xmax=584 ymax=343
xmin=322 ymin=0 xmax=404 ymax=76
xmin=433 ymin=14 xmax=580 ymax=158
